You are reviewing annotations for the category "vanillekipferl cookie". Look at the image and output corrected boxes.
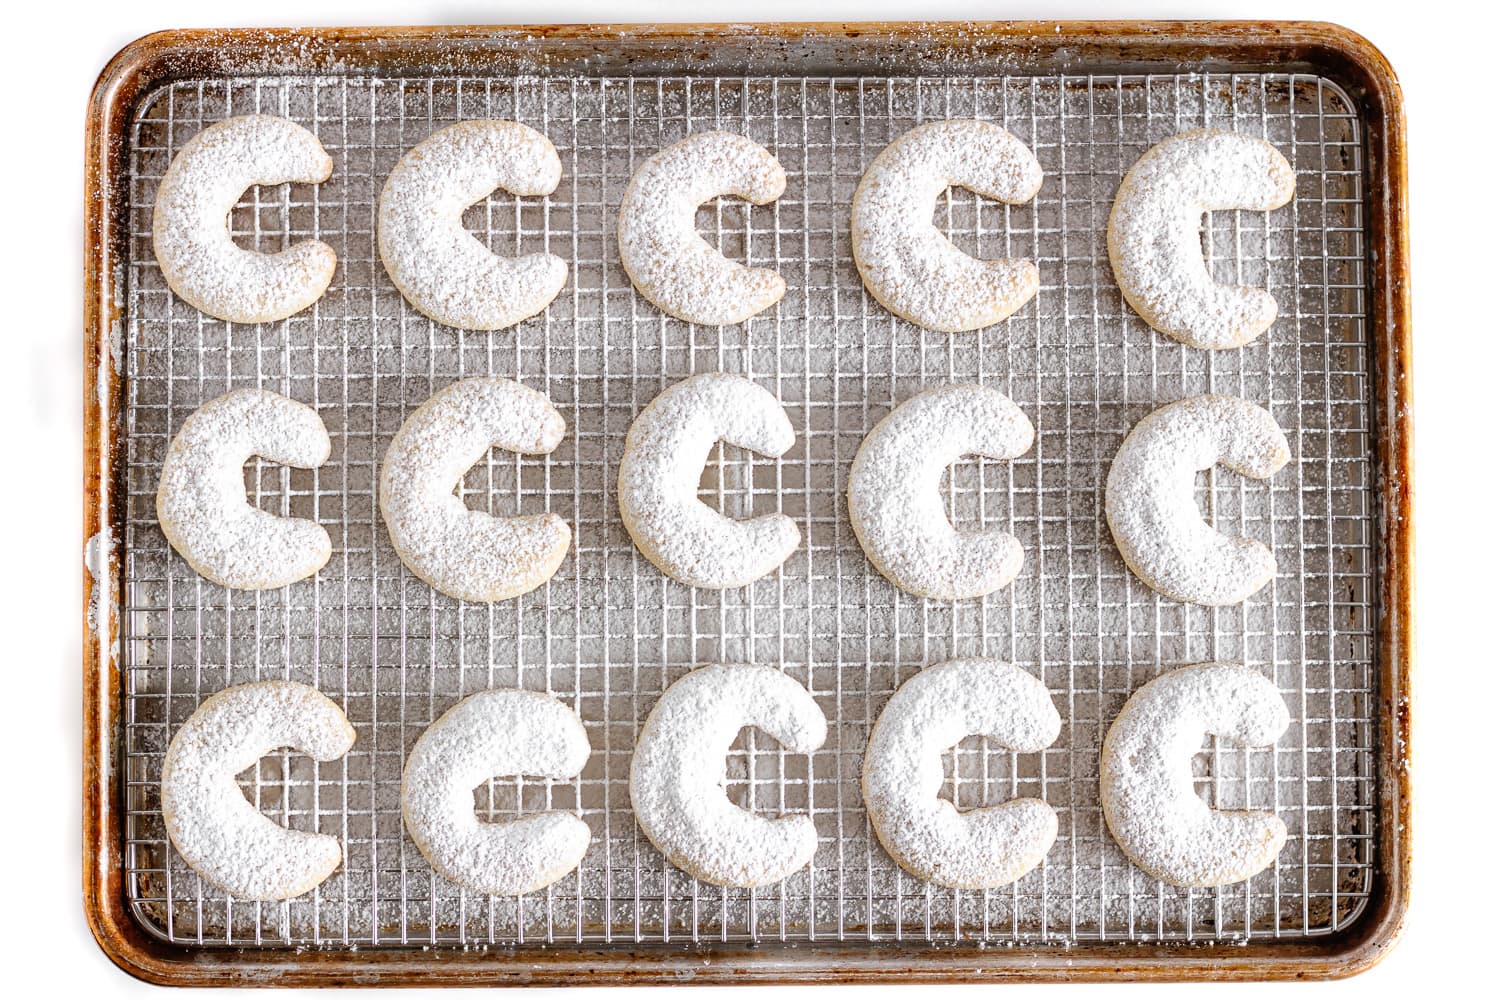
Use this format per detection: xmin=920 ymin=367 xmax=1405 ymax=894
xmin=1100 ymin=662 xmax=1290 ymax=888
xmin=378 ymin=119 xmax=567 ymax=331
xmin=618 ymin=373 xmax=799 ymax=589
xmin=863 ymin=658 xmax=1060 ymax=889
xmin=401 ymin=689 xmax=591 ymax=896
xmin=617 ymin=131 xmax=787 ymax=325
xmin=1108 ymin=128 xmax=1295 ymax=349
xmin=161 ymin=681 xmax=356 ymax=901
xmin=152 ymin=114 xmax=336 ymax=324
xmin=156 ymin=388 xmax=332 ymax=590
xmin=630 ymin=664 xmax=827 ymax=888
xmin=847 ymin=384 xmax=1034 ymax=600
xmin=851 ymin=120 xmax=1043 ymax=333
xmin=1105 ymin=393 xmax=1289 ymax=606
xmin=380 ymin=377 xmax=571 ymax=603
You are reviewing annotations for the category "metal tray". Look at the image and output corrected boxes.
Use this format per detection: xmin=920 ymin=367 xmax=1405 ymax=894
xmin=83 ymin=21 xmax=1412 ymax=985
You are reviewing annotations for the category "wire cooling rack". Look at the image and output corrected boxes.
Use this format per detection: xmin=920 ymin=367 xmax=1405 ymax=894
xmin=119 ymin=70 xmax=1373 ymax=948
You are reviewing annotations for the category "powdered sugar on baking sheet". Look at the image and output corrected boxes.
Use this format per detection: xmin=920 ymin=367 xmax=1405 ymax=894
xmin=1100 ymin=663 xmax=1290 ymax=888
xmin=155 ymin=389 xmax=331 ymax=590
xmin=617 ymin=132 xmax=786 ymax=325
xmin=152 ymin=114 xmax=335 ymax=324
xmin=377 ymin=119 xmax=567 ymax=331
xmin=1105 ymin=394 xmax=1290 ymax=606
xmin=848 ymin=384 xmax=1033 ymax=599
xmin=161 ymin=681 xmax=356 ymax=901
xmin=850 ymin=119 xmax=1042 ymax=333
xmin=379 ymin=377 xmax=570 ymax=602
xmin=1107 ymin=128 xmax=1295 ymax=350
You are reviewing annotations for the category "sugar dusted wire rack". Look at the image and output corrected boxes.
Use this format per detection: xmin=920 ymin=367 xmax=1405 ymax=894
xmin=118 ymin=68 xmax=1374 ymax=950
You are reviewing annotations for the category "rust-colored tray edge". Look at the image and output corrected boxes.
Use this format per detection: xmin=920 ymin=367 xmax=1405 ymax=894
xmin=82 ymin=20 xmax=1411 ymax=986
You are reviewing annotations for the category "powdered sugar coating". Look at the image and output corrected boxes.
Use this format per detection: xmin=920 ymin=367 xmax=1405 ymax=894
xmin=848 ymin=384 xmax=1034 ymax=599
xmin=380 ymin=377 xmax=570 ymax=603
xmin=378 ymin=120 xmax=567 ymax=330
xmin=619 ymin=373 xmax=799 ymax=589
xmin=1108 ymin=129 xmax=1295 ymax=350
xmin=156 ymin=389 xmax=331 ymax=590
xmin=630 ymin=664 xmax=827 ymax=888
xmin=863 ymin=659 xmax=1060 ymax=889
xmin=1101 ymin=662 xmax=1290 ymax=887
xmin=152 ymin=115 xmax=336 ymax=324
xmin=1106 ymin=394 xmax=1289 ymax=606
xmin=161 ymin=681 xmax=356 ymax=901
xmin=851 ymin=120 xmax=1043 ymax=333
xmin=401 ymin=690 xmax=591 ymax=896
xmin=618 ymin=132 xmax=786 ymax=325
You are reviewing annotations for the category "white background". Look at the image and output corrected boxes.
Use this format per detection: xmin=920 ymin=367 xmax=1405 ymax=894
xmin=5 ymin=0 xmax=1492 ymax=994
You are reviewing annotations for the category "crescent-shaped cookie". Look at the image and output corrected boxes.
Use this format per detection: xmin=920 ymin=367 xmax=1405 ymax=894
xmin=630 ymin=664 xmax=827 ymax=888
xmin=156 ymin=389 xmax=332 ymax=590
xmin=618 ymin=373 xmax=799 ymax=589
xmin=847 ymin=384 xmax=1035 ymax=599
xmin=378 ymin=120 xmax=567 ymax=330
xmin=1108 ymin=128 xmax=1296 ymax=349
xmin=1105 ymin=394 xmax=1290 ymax=606
xmin=401 ymin=690 xmax=591 ymax=896
xmin=1101 ymin=663 xmax=1291 ymax=887
xmin=863 ymin=658 xmax=1061 ymax=889
xmin=380 ymin=377 xmax=571 ymax=602
xmin=618 ymin=132 xmax=787 ymax=325
xmin=851 ymin=120 xmax=1043 ymax=333
xmin=152 ymin=114 xmax=336 ymax=324
xmin=161 ymin=681 xmax=356 ymax=901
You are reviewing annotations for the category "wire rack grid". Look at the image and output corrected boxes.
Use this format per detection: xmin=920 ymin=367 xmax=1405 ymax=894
xmin=119 ymin=69 xmax=1374 ymax=949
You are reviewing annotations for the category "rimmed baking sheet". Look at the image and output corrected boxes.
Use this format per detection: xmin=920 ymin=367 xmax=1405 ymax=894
xmin=84 ymin=22 xmax=1411 ymax=985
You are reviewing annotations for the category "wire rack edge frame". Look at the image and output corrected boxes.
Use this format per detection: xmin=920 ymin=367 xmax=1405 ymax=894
xmin=82 ymin=20 xmax=1412 ymax=987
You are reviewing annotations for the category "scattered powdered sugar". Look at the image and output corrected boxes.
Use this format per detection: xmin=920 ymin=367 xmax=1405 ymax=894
xmin=1107 ymin=128 xmax=1295 ymax=350
xmin=380 ymin=377 xmax=570 ymax=603
xmin=161 ymin=681 xmax=356 ymax=901
xmin=377 ymin=119 xmax=567 ymax=331
xmin=630 ymin=664 xmax=826 ymax=888
xmin=401 ymin=689 xmax=591 ymax=896
xmin=85 ymin=528 xmax=113 ymax=639
xmin=863 ymin=658 xmax=1061 ymax=889
xmin=1100 ymin=663 xmax=1290 ymax=888
xmin=617 ymin=131 xmax=786 ymax=325
xmin=850 ymin=120 xmax=1043 ymax=333
xmin=152 ymin=114 xmax=336 ymax=324
xmin=847 ymin=384 xmax=1034 ymax=599
xmin=1105 ymin=394 xmax=1289 ymax=606
xmin=156 ymin=389 xmax=331 ymax=590
xmin=618 ymin=373 xmax=799 ymax=589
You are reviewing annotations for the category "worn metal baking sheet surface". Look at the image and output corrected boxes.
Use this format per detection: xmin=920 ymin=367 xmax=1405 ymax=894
xmin=119 ymin=71 xmax=1373 ymax=947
